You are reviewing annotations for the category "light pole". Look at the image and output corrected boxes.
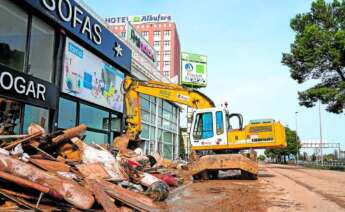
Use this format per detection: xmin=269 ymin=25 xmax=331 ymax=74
xmin=295 ymin=111 xmax=299 ymax=163
xmin=318 ymin=101 xmax=323 ymax=165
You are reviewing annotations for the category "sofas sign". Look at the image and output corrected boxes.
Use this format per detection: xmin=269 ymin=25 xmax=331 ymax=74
xmin=21 ymin=0 xmax=132 ymax=72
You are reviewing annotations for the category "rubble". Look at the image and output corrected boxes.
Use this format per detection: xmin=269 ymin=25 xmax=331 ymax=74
xmin=0 ymin=123 xmax=182 ymax=211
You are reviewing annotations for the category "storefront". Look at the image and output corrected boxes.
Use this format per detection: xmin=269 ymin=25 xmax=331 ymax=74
xmin=0 ymin=0 xmax=131 ymax=144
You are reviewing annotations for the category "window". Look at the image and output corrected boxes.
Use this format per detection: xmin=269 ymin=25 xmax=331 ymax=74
xmin=84 ymin=131 xmax=108 ymax=144
xmin=216 ymin=111 xmax=224 ymax=135
xmin=164 ymin=30 xmax=171 ymax=37
xmin=121 ymin=31 xmax=126 ymax=37
xmin=141 ymin=124 xmax=149 ymax=139
xmin=110 ymin=114 xmax=121 ymax=132
xmin=80 ymin=104 xmax=109 ymax=130
xmin=0 ymin=98 xmax=21 ymax=135
xmin=23 ymin=105 xmax=49 ymax=133
xmin=163 ymin=71 xmax=170 ymax=77
xmin=154 ymin=41 xmax=160 ymax=47
xmin=58 ymin=98 xmax=76 ymax=129
xmin=193 ymin=112 xmax=214 ymax=139
xmin=0 ymin=0 xmax=28 ymax=72
xmin=28 ymin=17 xmax=55 ymax=82
xmin=164 ymin=50 xmax=170 ymax=57
xmin=154 ymin=31 xmax=160 ymax=37
xmin=164 ymin=61 xmax=170 ymax=67
xmin=164 ymin=40 xmax=170 ymax=47
xmin=142 ymin=31 xmax=148 ymax=40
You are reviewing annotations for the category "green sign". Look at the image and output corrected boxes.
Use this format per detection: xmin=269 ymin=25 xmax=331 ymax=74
xmin=181 ymin=52 xmax=208 ymax=88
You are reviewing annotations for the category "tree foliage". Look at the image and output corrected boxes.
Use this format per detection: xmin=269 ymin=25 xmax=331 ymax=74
xmin=265 ymin=127 xmax=301 ymax=163
xmin=282 ymin=0 xmax=345 ymax=113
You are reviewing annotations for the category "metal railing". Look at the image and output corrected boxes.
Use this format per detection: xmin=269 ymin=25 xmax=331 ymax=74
xmin=297 ymin=160 xmax=345 ymax=168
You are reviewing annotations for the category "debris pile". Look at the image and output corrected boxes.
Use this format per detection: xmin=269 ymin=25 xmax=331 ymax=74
xmin=0 ymin=124 xmax=182 ymax=211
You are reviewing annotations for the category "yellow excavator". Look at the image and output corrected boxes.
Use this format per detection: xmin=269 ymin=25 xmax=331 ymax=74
xmin=120 ymin=76 xmax=286 ymax=179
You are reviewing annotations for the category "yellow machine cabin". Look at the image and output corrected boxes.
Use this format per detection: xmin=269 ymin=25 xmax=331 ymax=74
xmin=190 ymin=108 xmax=286 ymax=152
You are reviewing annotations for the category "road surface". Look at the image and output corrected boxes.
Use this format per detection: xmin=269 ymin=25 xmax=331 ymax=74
xmin=162 ymin=164 xmax=345 ymax=212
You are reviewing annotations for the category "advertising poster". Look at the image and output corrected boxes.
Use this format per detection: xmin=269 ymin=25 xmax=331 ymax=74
xmin=181 ymin=52 xmax=208 ymax=88
xmin=125 ymin=21 xmax=157 ymax=63
xmin=62 ymin=38 xmax=124 ymax=113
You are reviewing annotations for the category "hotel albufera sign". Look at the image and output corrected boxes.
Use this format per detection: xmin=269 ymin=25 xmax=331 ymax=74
xmin=105 ymin=14 xmax=172 ymax=25
xmin=181 ymin=52 xmax=208 ymax=88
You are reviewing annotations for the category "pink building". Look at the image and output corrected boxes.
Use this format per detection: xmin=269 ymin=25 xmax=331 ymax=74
xmin=106 ymin=15 xmax=181 ymax=83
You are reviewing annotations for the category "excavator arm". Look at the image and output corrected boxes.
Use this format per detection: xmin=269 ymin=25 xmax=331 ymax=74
xmin=123 ymin=76 xmax=215 ymax=140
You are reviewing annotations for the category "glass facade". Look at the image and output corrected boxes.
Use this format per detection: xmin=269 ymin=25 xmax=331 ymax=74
xmin=23 ymin=105 xmax=49 ymax=133
xmin=0 ymin=0 xmax=28 ymax=72
xmin=28 ymin=17 xmax=55 ymax=82
xmin=140 ymin=94 xmax=179 ymax=160
xmin=57 ymin=97 xmax=122 ymax=145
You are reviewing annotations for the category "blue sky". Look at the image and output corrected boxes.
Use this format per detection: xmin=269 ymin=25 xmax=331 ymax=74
xmin=83 ymin=0 xmax=345 ymax=148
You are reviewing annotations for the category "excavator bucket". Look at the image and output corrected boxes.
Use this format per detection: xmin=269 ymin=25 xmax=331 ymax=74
xmin=189 ymin=154 xmax=258 ymax=180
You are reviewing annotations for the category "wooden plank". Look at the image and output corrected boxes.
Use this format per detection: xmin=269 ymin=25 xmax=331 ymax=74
xmin=86 ymin=179 xmax=120 ymax=212
xmin=76 ymin=163 xmax=110 ymax=179
xmin=100 ymin=180 xmax=160 ymax=212
xmin=52 ymin=125 xmax=87 ymax=144
xmin=29 ymin=159 xmax=70 ymax=172
xmin=0 ymin=171 xmax=50 ymax=194
xmin=4 ymin=131 xmax=42 ymax=150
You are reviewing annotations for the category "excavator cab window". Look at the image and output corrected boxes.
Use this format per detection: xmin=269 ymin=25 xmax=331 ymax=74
xmin=193 ymin=112 xmax=214 ymax=140
xmin=216 ymin=111 xmax=224 ymax=135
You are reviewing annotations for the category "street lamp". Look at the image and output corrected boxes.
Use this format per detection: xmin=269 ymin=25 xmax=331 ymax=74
xmin=318 ymin=101 xmax=323 ymax=165
xmin=295 ymin=111 xmax=299 ymax=163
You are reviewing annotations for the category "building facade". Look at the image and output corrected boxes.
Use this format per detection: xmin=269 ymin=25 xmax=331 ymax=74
xmin=0 ymin=0 xmax=131 ymax=144
xmin=105 ymin=14 xmax=181 ymax=84
xmin=111 ymin=20 xmax=180 ymax=160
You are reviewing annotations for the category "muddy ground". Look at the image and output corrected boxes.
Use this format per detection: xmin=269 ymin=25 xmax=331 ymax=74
xmin=161 ymin=164 xmax=345 ymax=212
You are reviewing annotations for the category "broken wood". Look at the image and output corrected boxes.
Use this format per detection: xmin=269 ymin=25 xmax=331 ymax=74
xmin=76 ymin=163 xmax=110 ymax=179
xmin=4 ymin=131 xmax=42 ymax=150
xmin=86 ymin=179 xmax=120 ymax=212
xmin=29 ymin=159 xmax=71 ymax=172
xmin=100 ymin=180 xmax=160 ymax=212
xmin=52 ymin=124 xmax=87 ymax=144
xmin=0 ymin=154 xmax=94 ymax=209
xmin=0 ymin=171 xmax=50 ymax=194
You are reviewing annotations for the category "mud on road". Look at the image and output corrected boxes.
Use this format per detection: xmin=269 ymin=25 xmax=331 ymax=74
xmin=162 ymin=164 xmax=345 ymax=212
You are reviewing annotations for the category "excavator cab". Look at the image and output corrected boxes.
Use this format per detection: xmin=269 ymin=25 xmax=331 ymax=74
xmin=190 ymin=107 xmax=229 ymax=149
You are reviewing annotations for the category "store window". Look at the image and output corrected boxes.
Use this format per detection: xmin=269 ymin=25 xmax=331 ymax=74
xmin=110 ymin=114 xmax=121 ymax=132
xmin=0 ymin=0 xmax=28 ymax=72
xmin=28 ymin=17 xmax=55 ymax=82
xmin=58 ymin=98 xmax=76 ymax=129
xmin=0 ymin=98 xmax=21 ymax=135
xmin=84 ymin=130 xmax=108 ymax=144
xmin=80 ymin=103 xmax=109 ymax=130
xmin=23 ymin=105 xmax=49 ymax=133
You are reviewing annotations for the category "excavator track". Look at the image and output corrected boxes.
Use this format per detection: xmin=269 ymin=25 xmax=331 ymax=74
xmin=189 ymin=154 xmax=258 ymax=180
